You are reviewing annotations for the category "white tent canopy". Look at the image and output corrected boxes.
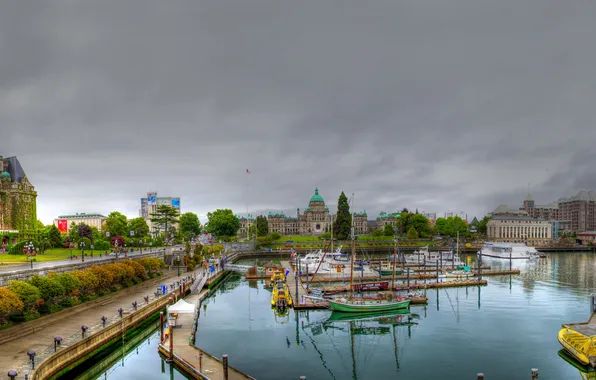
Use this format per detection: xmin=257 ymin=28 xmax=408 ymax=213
xmin=167 ymin=299 xmax=196 ymax=314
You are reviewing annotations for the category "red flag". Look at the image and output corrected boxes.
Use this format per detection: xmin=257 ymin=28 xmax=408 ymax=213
xmin=246 ymin=169 xmax=250 ymax=174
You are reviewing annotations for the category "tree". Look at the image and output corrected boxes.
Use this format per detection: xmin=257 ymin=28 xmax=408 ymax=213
xmin=270 ymin=231 xmax=281 ymax=241
xmin=477 ymin=216 xmax=491 ymax=235
xmin=407 ymin=227 xmax=419 ymax=239
xmin=68 ymin=222 xmax=79 ymax=243
xmin=334 ymin=192 xmax=352 ymax=240
xmin=0 ymin=288 xmax=24 ymax=325
xmin=128 ymin=217 xmax=150 ymax=239
xmin=371 ymin=228 xmax=383 ymax=237
xmin=408 ymin=214 xmax=431 ymax=238
xmin=383 ymin=224 xmax=395 ymax=236
xmin=78 ymin=223 xmax=93 ymax=242
xmin=179 ymin=212 xmax=201 ymax=239
xmin=205 ymin=209 xmax=240 ymax=237
xmin=45 ymin=225 xmax=62 ymax=248
xmin=8 ymin=280 xmax=41 ymax=307
xmin=105 ymin=212 xmax=128 ymax=238
xmin=434 ymin=216 xmax=469 ymax=237
xmin=256 ymin=216 xmax=268 ymax=237
xmin=150 ymin=205 xmax=180 ymax=244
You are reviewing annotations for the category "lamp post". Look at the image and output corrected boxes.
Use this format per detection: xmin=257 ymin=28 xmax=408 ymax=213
xmin=25 ymin=241 xmax=34 ymax=269
xmin=81 ymin=325 xmax=88 ymax=338
xmin=176 ymin=255 xmax=181 ymax=277
xmin=27 ymin=349 xmax=36 ymax=370
xmin=54 ymin=336 xmax=63 ymax=352
xmin=7 ymin=370 xmax=17 ymax=380
xmin=80 ymin=241 xmax=85 ymax=262
xmin=69 ymin=241 xmax=74 ymax=260
xmin=101 ymin=315 xmax=107 ymax=327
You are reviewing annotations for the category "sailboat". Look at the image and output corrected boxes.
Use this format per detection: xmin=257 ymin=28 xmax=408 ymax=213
xmin=326 ymin=195 xmax=411 ymax=313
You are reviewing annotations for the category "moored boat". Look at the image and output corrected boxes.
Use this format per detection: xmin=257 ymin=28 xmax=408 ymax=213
xmin=327 ymin=296 xmax=411 ymax=313
xmin=558 ymin=295 xmax=596 ymax=367
xmin=478 ymin=242 xmax=538 ymax=260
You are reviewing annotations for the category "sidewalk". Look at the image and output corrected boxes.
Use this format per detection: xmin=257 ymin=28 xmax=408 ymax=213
xmin=0 ymin=270 xmax=188 ymax=378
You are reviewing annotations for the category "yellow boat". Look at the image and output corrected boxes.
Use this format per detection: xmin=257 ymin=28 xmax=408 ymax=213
xmin=270 ymin=272 xmax=285 ymax=283
xmin=559 ymin=296 xmax=596 ymax=368
xmin=271 ymin=278 xmax=293 ymax=308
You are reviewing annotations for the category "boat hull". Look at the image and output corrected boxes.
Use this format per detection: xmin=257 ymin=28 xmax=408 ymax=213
xmin=558 ymin=326 xmax=596 ymax=368
xmin=327 ymin=298 xmax=411 ymax=313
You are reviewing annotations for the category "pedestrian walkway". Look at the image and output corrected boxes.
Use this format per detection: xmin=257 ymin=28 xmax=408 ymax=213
xmin=0 ymin=270 xmax=187 ymax=379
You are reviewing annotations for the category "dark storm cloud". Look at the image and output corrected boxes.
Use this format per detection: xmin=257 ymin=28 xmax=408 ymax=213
xmin=2 ymin=0 xmax=596 ymax=223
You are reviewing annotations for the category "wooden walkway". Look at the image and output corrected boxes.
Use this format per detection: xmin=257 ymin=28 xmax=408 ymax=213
xmin=159 ymin=294 xmax=253 ymax=379
xmin=282 ymin=260 xmax=328 ymax=310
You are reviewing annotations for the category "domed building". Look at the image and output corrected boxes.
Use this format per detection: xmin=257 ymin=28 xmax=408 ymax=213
xmin=0 ymin=156 xmax=37 ymax=246
xmin=267 ymin=188 xmax=368 ymax=236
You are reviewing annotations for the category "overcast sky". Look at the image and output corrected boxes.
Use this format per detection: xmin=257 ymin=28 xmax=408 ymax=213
xmin=3 ymin=1 xmax=596 ymax=225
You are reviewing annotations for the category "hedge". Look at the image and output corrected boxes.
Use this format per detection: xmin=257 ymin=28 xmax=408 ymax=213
xmin=0 ymin=257 xmax=166 ymax=326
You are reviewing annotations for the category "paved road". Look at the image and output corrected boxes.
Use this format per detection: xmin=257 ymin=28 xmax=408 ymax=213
xmin=0 ymin=248 xmax=168 ymax=274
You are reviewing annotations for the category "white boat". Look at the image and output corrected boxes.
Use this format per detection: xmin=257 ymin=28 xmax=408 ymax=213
xmin=298 ymin=252 xmax=330 ymax=273
xmin=478 ymin=242 xmax=538 ymax=260
xmin=405 ymin=246 xmax=465 ymax=267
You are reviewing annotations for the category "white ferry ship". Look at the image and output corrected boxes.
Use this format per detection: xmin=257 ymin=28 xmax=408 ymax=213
xmin=478 ymin=242 xmax=538 ymax=260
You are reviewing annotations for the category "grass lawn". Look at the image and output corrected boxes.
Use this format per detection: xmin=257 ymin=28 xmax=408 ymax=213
xmin=0 ymin=248 xmax=88 ymax=264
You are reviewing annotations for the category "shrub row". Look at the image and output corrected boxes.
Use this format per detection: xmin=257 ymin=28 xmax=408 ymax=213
xmin=0 ymin=257 xmax=165 ymax=326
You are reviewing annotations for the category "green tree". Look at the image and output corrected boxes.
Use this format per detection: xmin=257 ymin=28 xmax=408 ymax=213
xmin=68 ymin=222 xmax=79 ymax=242
xmin=179 ymin=212 xmax=201 ymax=239
xmin=334 ymin=192 xmax=352 ymax=240
xmin=77 ymin=223 xmax=93 ymax=242
xmin=408 ymin=214 xmax=431 ymax=238
xmin=270 ymin=231 xmax=281 ymax=241
xmin=383 ymin=223 xmax=395 ymax=236
xmin=477 ymin=215 xmax=491 ymax=235
xmin=150 ymin=205 xmax=180 ymax=244
xmin=8 ymin=280 xmax=41 ymax=307
xmin=128 ymin=217 xmax=150 ymax=239
xmin=45 ymin=225 xmax=62 ymax=248
xmin=205 ymin=209 xmax=240 ymax=237
xmin=434 ymin=216 xmax=468 ymax=237
xmin=0 ymin=288 xmax=24 ymax=325
xmin=407 ymin=226 xmax=419 ymax=239
xmin=105 ymin=211 xmax=128 ymax=237
xmin=371 ymin=228 xmax=383 ymax=237
xmin=256 ymin=215 xmax=268 ymax=237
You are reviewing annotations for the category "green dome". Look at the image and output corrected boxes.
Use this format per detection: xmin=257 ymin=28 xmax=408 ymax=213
xmin=0 ymin=171 xmax=10 ymax=180
xmin=310 ymin=188 xmax=324 ymax=203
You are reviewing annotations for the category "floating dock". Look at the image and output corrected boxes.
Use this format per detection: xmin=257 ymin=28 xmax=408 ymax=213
xmin=558 ymin=296 xmax=596 ymax=368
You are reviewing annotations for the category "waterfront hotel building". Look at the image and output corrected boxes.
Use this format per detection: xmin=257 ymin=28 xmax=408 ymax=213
xmin=140 ymin=192 xmax=181 ymax=235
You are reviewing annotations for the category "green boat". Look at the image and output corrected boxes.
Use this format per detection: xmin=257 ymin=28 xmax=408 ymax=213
xmin=327 ymin=297 xmax=411 ymax=313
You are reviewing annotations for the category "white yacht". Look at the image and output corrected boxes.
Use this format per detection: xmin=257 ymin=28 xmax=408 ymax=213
xmin=405 ymin=246 xmax=465 ymax=267
xmin=478 ymin=242 xmax=538 ymax=260
xmin=297 ymin=252 xmax=330 ymax=273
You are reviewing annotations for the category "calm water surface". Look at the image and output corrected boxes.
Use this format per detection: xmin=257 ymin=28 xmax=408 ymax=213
xmin=194 ymin=253 xmax=596 ymax=380
xmin=82 ymin=253 xmax=596 ymax=379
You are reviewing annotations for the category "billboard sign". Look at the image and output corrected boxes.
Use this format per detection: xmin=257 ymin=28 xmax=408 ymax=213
xmin=57 ymin=219 xmax=68 ymax=232
xmin=171 ymin=198 xmax=180 ymax=209
xmin=147 ymin=192 xmax=157 ymax=205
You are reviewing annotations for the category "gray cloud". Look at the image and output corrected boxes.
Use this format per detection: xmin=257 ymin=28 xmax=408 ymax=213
xmin=2 ymin=0 xmax=595 ymax=224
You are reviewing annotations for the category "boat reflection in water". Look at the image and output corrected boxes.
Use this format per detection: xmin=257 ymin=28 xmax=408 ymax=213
xmin=558 ymin=349 xmax=596 ymax=380
xmin=298 ymin=308 xmax=421 ymax=379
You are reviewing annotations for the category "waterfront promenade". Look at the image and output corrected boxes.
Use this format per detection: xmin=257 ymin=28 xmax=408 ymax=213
xmin=0 ymin=270 xmax=186 ymax=379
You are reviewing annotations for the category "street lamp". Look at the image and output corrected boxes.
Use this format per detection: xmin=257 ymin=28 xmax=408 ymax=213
xmin=176 ymin=255 xmax=181 ymax=276
xmin=27 ymin=349 xmax=36 ymax=370
xmin=80 ymin=241 xmax=85 ymax=262
xmin=81 ymin=325 xmax=88 ymax=338
xmin=25 ymin=241 xmax=34 ymax=268
xmin=54 ymin=336 xmax=63 ymax=352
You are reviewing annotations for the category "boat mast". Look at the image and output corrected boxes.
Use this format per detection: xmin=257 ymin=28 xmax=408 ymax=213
xmin=392 ymin=236 xmax=397 ymax=293
xmin=350 ymin=194 xmax=355 ymax=300
xmin=330 ymin=213 xmax=334 ymax=253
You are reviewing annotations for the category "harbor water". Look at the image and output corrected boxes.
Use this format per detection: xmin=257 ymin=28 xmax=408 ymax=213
xmin=78 ymin=252 xmax=596 ymax=379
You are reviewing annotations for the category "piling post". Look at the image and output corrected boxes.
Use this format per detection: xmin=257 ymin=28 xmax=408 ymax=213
xmin=509 ymin=248 xmax=512 ymax=271
xmin=477 ymin=373 xmax=484 ymax=380
xmin=478 ymin=251 xmax=483 ymax=280
xmin=222 ymin=354 xmax=229 ymax=380
xmin=436 ymin=260 xmax=439 ymax=283
xmin=199 ymin=352 xmax=203 ymax=372
xmin=295 ymin=261 xmax=299 ymax=304
xmin=531 ymin=368 xmax=538 ymax=379
xmin=440 ymin=251 xmax=442 ymax=268
xmin=306 ymin=263 xmax=309 ymax=290
xmin=407 ymin=268 xmax=410 ymax=289
xmin=169 ymin=325 xmax=174 ymax=360
xmin=379 ymin=259 xmax=382 ymax=280
xmin=160 ymin=312 xmax=164 ymax=343
xmin=300 ymin=377 xmax=306 ymax=380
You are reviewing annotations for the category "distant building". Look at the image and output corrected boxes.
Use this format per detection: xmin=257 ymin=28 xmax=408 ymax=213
xmin=236 ymin=214 xmax=256 ymax=238
xmin=376 ymin=211 xmax=400 ymax=228
xmin=422 ymin=212 xmax=437 ymax=226
xmin=266 ymin=188 xmax=367 ymax=236
xmin=54 ymin=213 xmax=106 ymax=233
xmin=490 ymin=205 xmax=529 ymax=217
xmin=578 ymin=231 xmax=596 ymax=244
xmin=487 ymin=216 xmax=552 ymax=246
xmin=519 ymin=193 xmax=559 ymax=220
xmin=0 ymin=156 xmax=37 ymax=245
xmin=140 ymin=192 xmax=181 ymax=235
xmin=557 ymin=191 xmax=596 ymax=234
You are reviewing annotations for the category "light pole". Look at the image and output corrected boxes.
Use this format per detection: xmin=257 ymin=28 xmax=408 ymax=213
xmin=176 ymin=255 xmax=181 ymax=277
xmin=80 ymin=241 xmax=85 ymax=262
xmin=25 ymin=241 xmax=34 ymax=268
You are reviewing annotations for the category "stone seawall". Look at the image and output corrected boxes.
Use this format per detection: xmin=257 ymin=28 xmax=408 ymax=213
xmin=0 ymin=250 xmax=166 ymax=287
xmin=29 ymin=280 xmax=192 ymax=380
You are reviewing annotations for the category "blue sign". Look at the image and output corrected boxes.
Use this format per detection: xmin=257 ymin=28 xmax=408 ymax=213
xmin=148 ymin=193 xmax=157 ymax=205
xmin=161 ymin=285 xmax=166 ymax=295
xmin=210 ymin=266 xmax=215 ymax=273
xmin=171 ymin=198 xmax=180 ymax=209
